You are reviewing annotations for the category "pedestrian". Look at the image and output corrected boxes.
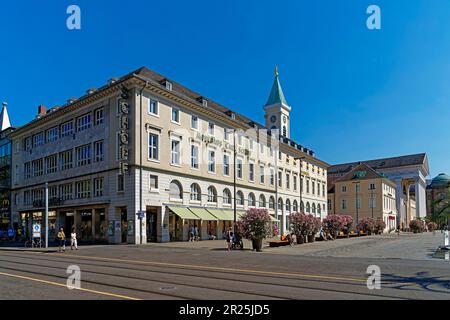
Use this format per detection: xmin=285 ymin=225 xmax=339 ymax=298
xmin=57 ymin=227 xmax=66 ymax=252
xmin=226 ymin=227 xmax=233 ymax=251
xmin=194 ymin=225 xmax=199 ymax=241
xmin=70 ymin=228 xmax=78 ymax=250
xmin=189 ymin=226 xmax=194 ymax=242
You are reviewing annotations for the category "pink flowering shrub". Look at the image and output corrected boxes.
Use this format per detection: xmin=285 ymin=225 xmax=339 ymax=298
xmin=374 ymin=219 xmax=386 ymax=233
xmin=427 ymin=221 xmax=438 ymax=232
xmin=322 ymin=214 xmax=354 ymax=235
xmin=409 ymin=219 xmax=425 ymax=233
xmin=290 ymin=212 xmax=322 ymax=236
xmin=358 ymin=217 xmax=375 ymax=233
xmin=236 ymin=208 xmax=272 ymax=240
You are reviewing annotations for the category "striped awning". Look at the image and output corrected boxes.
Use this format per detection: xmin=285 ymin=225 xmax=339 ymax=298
xmin=168 ymin=206 xmax=200 ymax=220
xmin=188 ymin=207 xmax=218 ymax=221
xmin=207 ymin=209 xmax=238 ymax=221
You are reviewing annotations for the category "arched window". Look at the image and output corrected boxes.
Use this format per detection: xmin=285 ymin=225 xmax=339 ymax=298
xmin=278 ymin=198 xmax=283 ymax=212
xmin=207 ymin=186 xmax=217 ymax=203
xmin=300 ymin=201 xmax=305 ymax=212
xmin=286 ymin=199 xmax=291 ymax=212
xmin=293 ymin=200 xmax=298 ymax=212
xmin=306 ymin=202 xmax=311 ymax=213
xmin=312 ymin=203 xmax=316 ymax=214
xmin=190 ymin=183 xmax=201 ymax=201
xmin=248 ymin=193 xmax=256 ymax=207
xmin=236 ymin=191 xmax=244 ymax=206
xmin=223 ymin=189 xmax=232 ymax=205
xmin=259 ymin=195 xmax=266 ymax=208
xmin=269 ymin=196 xmax=275 ymax=210
xmin=169 ymin=180 xmax=183 ymax=200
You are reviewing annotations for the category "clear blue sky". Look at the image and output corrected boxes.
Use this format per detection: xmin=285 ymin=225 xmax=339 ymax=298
xmin=1 ymin=0 xmax=449 ymax=178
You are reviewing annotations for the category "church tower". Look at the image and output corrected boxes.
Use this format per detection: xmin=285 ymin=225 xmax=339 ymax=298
xmin=264 ymin=66 xmax=291 ymax=138
xmin=0 ymin=102 xmax=11 ymax=131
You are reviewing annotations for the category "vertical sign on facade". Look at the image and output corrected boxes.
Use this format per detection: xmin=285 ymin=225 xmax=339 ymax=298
xmin=118 ymin=99 xmax=130 ymax=175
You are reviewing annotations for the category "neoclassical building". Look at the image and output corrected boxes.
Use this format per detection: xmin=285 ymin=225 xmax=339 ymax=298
xmin=426 ymin=173 xmax=450 ymax=227
xmin=10 ymin=67 xmax=329 ymax=244
xmin=328 ymin=154 xmax=429 ymax=230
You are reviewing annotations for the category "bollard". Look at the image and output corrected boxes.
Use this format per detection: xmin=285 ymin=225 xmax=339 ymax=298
xmin=445 ymin=230 xmax=449 ymax=247
xmin=445 ymin=252 xmax=449 ymax=261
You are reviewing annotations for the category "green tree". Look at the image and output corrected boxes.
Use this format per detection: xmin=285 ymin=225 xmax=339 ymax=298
xmin=429 ymin=188 xmax=450 ymax=228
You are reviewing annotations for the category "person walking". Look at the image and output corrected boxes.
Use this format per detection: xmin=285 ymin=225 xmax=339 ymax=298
xmin=225 ymin=227 xmax=233 ymax=251
xmin=189 ymin=226 xmax=194 ymax=242
xmin=57 ymin=227 xmax=66 ymax=252
xmin=194 ymin=225 xmax=199 ymax=242
xmin=70 ymin=228 xmax=78 ymax=250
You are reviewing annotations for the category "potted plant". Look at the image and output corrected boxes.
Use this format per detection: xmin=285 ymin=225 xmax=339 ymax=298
xmin=409 ymin=219 xmax=424 ymax=233
xmin=322 ymin=215 xmax=345 ymax=239
xmin=236 ymin=208 xmax=272 ymax=252
xmin=374 ymin=219 xmax=386 ymax=234
xmin=358 ymin=217 xmax=375 ymax=235
xmin=289 ymin=212 xmax=307 ymax=244
xmin=427 ymin=221 xmax=438 ymax=232
xmin=341 ymin=215 xmax=354 ymax=237
xmin=307 ymin=215 xmax=321 ymax=243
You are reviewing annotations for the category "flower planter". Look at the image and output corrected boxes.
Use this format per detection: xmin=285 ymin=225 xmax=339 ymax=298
xmin=252 ymin=238 xmax=263 ymax=252
xmin=297 ymin=235 xmax=305 ymax=244
xmin=308 ymin=235 xmax=316 ymax=243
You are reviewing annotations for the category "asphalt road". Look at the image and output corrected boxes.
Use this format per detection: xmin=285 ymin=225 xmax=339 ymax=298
xmin=0 ymin=236 xmax=449 ymax=300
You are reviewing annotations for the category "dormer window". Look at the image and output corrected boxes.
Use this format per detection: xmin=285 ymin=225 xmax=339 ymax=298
xmin=197 ymin=97 xmax=208 ymax=107
xmin=161 ymin=80 xmax=173 ymax=91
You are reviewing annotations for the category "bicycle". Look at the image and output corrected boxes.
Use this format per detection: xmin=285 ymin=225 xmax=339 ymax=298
xmin=24 ymin=238 xmax=43 ymax=248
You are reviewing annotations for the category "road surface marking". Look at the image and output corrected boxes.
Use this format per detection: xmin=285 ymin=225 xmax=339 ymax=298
xmin=29 ymin=252 xmax=368 ymax=284
xmin=0 ymin=271 xmax=142 ymax=300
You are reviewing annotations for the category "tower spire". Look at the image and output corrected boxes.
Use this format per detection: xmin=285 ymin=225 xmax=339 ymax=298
xmin=0 ymin=102 xmax=11 ymax=131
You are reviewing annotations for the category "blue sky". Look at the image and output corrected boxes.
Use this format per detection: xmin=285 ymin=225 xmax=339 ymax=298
xmin=0 ymin=0 xmax=449 ymax=178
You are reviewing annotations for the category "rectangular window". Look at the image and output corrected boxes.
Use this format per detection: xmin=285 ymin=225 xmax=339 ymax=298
xmin=356 ymin=198 xmax=361 ymax=209
xmin=278 ymin=171 xmax=282 ymax=188
xmin=150 ymin=175 xmax=159 ymax=190
xmin=369 ymin=183 xmax=376 ymax=190
xmin=77 ymin=113 xmax=92 ymax=132
xmin=33 ymin=133 xmax=44 ymax=148
xmin=76 ymin=144 xmax=92 ymax=167
xmin=59 ymin=150 xmax=73 ymax=171
xmin=60 ymin=121 xmax=74 ymax=137
xmin=45 ymin=155 xmax=57 ymax=174
xmin=148 ymin=134 xmax=159 ymax=161
xmin=171 ymin=108 xmax=180 ymax=123
xmin=224 ymin=129 xmax=230 ymax=141
xmin=76 ymin=180 xmax=91 ymax=199
xmin=223 ymin=154 xmax=230 ymax=176
xmin=270 ymin=168 xmax=274 ymax=186
xmin=369 ymin=197 xmax=376 ymax=209
xmin=191 ymin=115 xmax=198 ymax=130
xmin=59 ymin=183 xmax=73 ymax=200
xmin=24 ymin=137 xmax=32 ymax=151
xmin=171 ymin=139 xmax=181 ymax=165
xmin=24 ymin=191 xmax=31 ymax=205
xmin=342 ymin=199 xmax=347 ymax=210
xmin=191 ymin=145 xmax=199 ymax=169
xmin=148 ymin=99 xmax=158 ymax=115
xmin=260 ymin=165 xmax=265 ymax=184
xmin=46 ymin=127 xmax=58 ymax=143
xmin=24 ymin=162 xmax=31 ymax=179
xmin=95 ymin=108 xmax=104 ymax=125
xmin=286 ymin=173 xmax=290 ymax=189
xmin=237 ymin=159 xmax=243 ymax=179
xmin=307 ymin=180 xmax=310 ymax=193
xmin=342 ymin=185 xmax=347 ymax=193
xmin=208 ymin=150 xmax=216 ymax=173
xmin=328 ymin=199 xmax=332 ymax=211
xmin=312 ymin=180 xmax=315 ymax=195
xmin=32 ymin=159 xmax=44 ymax=177
xmin=49 ymin=186 xmax=58 ymax=199
xmin=117 ymin=175 xmax=124 ymax=192
xmin=94 ymin=140 xmax=104 ymax=162
xmin=94 ymin=178 xmax=104 ymax=197
xmin=208 ymin=122 xmax=215 ymax=136
xmin=249 ymin=139 xmax=254 ymax=151
xmin=293 ymin=175 xmax=297 ymax=191
xmin=249 ymin=163 xmax=255 ymax=182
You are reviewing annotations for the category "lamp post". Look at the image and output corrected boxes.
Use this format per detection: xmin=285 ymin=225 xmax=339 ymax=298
xmin=370 ymin=184 xmax=374 ymax=219
xmin=294 ymin=157 xmax=306 ymax=212
xmin=45 ymin=182 xmax=49 ymax=248
xmin=353 ymin=181 xmax=360 ymax=224
xmin=233 ymin=129 xmax=237 ymax=235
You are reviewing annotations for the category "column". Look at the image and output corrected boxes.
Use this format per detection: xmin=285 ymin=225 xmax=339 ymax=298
xmin=158 ymin=205 xmax=170 ymax=243
xmin=415 ymin=178 xmax=427 ymax=219
xmin=92 ymin=209 xmax=96 ymax=240
xmin=395 ymin=179 xmax=404 ymax=229
xmin=107 ymin=206 xmax=121 ymax=244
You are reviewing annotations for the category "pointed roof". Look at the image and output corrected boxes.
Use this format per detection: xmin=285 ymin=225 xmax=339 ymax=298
xmin=265 ymin=66 xmax=288 ymax=106
xmin=334 ymin=162 xmax=388 ymax=183
xmin=0 ymin=102 xmax=11 ymax=131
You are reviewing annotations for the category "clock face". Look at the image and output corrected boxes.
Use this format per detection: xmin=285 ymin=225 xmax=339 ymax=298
xmin=283 ymin=116 xmax=287 ymax=124
xmin=270 ymin=115 xmax=277 ymax=123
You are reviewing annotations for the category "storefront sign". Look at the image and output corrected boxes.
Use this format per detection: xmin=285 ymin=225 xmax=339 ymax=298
xmin=32 ymin=224 xmax=41 ymax=238
xmin=118 ymin=100 xmax=130 ymax=175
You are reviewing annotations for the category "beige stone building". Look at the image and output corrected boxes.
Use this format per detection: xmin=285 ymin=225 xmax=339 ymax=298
xmin=10 ymin=67 xmax=329 ymax=244
xmin=328 ymin=163 xmax=397 ymax=232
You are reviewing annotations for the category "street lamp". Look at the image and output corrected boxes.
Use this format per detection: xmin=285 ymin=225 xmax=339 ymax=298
xmin=294 ymin=157 xmax=306 ymax=212
xmin=353 ymin=181 xmax=360 ymax=224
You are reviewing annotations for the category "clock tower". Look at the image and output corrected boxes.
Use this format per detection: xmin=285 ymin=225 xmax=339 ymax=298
xmin=264 ymin=66 xmax=291 ymax=138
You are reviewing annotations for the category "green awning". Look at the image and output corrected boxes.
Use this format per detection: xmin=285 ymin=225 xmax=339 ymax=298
xmin=188 ymin=207 xmax=218 ymax=221
xmin=168 ymin=206 xmax=200 ymax=220
xmin=207 ymin=209 xmax=237 ymax=221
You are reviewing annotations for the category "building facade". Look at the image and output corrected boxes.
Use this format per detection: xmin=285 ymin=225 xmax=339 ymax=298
xmin=327 ymin=163 xmax=397 ymax=232
xmin=10 ymin=67 xmax=329 ymax=244
xmin=328 ymin=154 xmax=429 ymax=231
xmin=0 ymin=102 xmax=14 ymax=231
xmin=426 ymin=173 xmax=450 ymax=227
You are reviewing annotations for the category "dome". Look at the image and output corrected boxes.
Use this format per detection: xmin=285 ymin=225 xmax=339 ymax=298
xmin=431 ymin=173 xmax=450 ymax=187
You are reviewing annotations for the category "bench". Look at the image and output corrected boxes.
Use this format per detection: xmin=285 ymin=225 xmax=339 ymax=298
xmin=336 ymin=231 xmax=349 ymax=239
xmin=359 ymin=231 xmax=368 ymax=236
xmin=349 ymin=231 xmax=359 ymax=237
xmin=269 ymin=240 xmax=290 ymax=247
